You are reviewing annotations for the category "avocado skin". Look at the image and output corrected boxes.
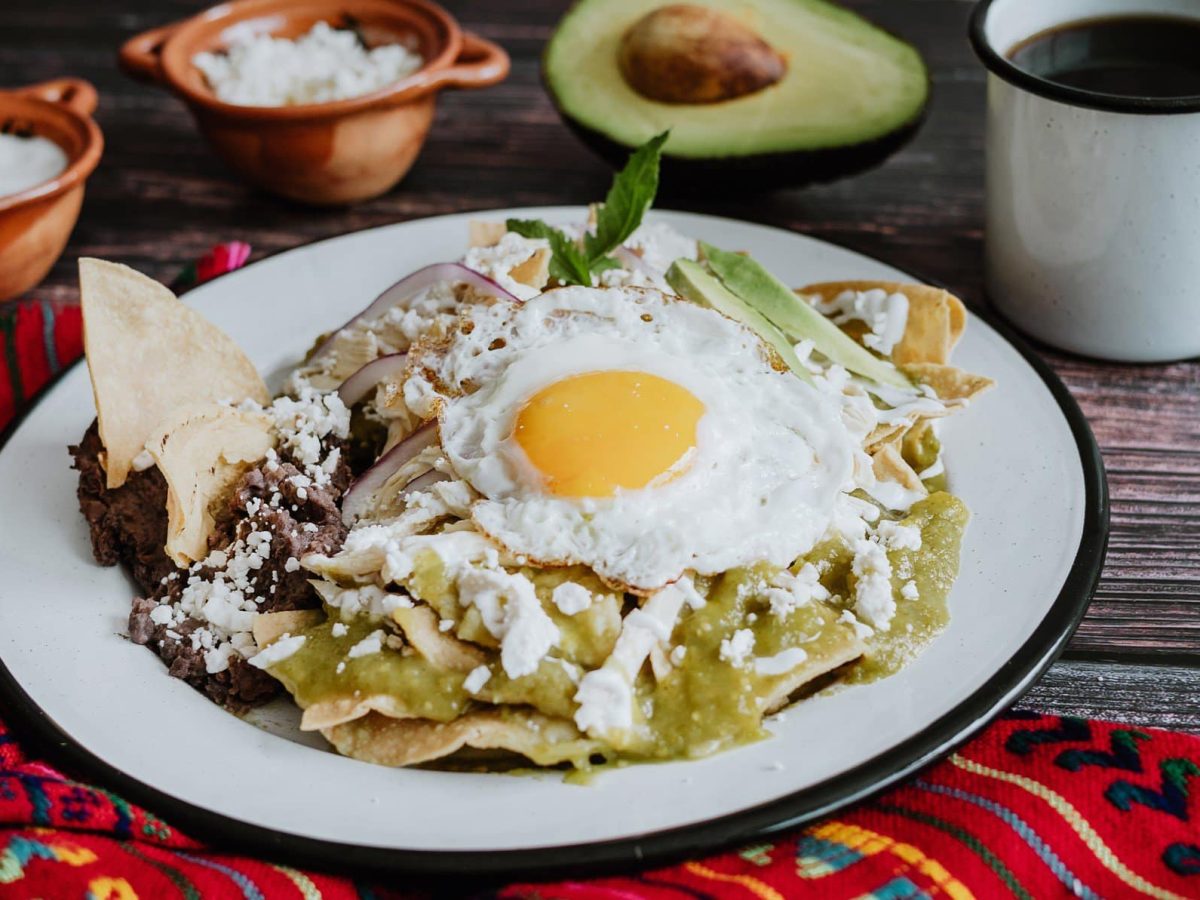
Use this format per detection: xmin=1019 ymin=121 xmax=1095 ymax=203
xmin=552 ymin=92 xmax=929 ymax=193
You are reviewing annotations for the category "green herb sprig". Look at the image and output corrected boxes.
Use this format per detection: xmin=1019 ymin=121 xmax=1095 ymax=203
xmin=507 ymin=132 xmax=668 ymax=287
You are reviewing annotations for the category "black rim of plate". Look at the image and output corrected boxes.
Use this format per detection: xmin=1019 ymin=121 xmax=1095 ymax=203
xmin=968 ymin=0 xmax=1200 ymax=116
xmin=0 ymin=222 xmax=1109 ymax=883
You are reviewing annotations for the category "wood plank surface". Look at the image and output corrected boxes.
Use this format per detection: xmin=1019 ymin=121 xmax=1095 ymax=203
xmin=2 ymin=0 xmax=1198 ymax=724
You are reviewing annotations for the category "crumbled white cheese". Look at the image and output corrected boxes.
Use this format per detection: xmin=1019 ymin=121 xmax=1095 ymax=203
xmin=669 ymin=645 xmax=687 ymax=666
xmin=463 ymin=665 xmax=491 ymax=694
xmin=551 ymin=581 xmax=592 ymax=616
xmin=457 ymin=567 xmax=559 ymax=678
xmin=248 ymin=633 xmax=305 ymax=669
xmin=876 ymin=520 xmax=922 ymax=552
xmin=461 ymin=232 xmax=549 ymax=301
xmin=330 ymin=622 xmax=348 ymax=638
xmin=313 ymin=582 xmax=409 ymax=621
xmin=901 ymin=580 xmax=920 ymax=601
xmin=765 ymin=563 xmax=829 ymax=617
xmin=839 ymin=609 xmax=875 ymax=640
xmin=347 ymin=629 xmax=385 ymax=659
xmin=130 ymin=448 xmax=156 ymax=472
xmin=574 ymin=577 xmax=692 ymax=737
xmin=719 ymin=628 xmax=755 ymax=667
xmin=284 ymin=556 xmax=301 ymax=573
xmin=438 ymin=618 xmax=455 ymax=632
xmin=258 ymin=387 xmax=350 ymax=487
xmin=851 ymin=538 xmax=895 ymax=630
xmin=753 ymin=647 xmax=809 ymax=676
xmin=193 ymin=21 xmax=423 ymax=107
xmin=813 ymin=288 xmax=910 ymax=356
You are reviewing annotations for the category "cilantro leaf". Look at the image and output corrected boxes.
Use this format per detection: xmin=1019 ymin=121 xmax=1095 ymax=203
xmin=584 ymin=131 xmax=669 ymax=264
xmin=506 ymin=218 xmax=592 ymax=286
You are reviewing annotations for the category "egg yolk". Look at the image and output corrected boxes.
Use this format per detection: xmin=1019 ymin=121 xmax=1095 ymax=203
xmin=513 ymin=371 xmax=705 ymax=498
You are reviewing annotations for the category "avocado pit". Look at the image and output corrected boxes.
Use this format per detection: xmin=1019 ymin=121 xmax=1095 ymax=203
xmin=618 ymin=4 xmax=786 ymax=104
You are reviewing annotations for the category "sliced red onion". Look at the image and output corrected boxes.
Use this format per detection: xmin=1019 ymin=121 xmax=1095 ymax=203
xmin=337 ymin=353 xmax=408 ymax=407
xmin=342 ymin=422 xmax=439 ymax=525
xmin=398 ymin=469 xmax=449 ymax=498
xmin=311 ymin=263 xmax=520 ymax=364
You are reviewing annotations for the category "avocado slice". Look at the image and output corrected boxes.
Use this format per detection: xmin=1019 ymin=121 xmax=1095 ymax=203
xmin=666 ymin=259 xmax=811 ymax=382
xmin=698 ymin=242 xmax=911 ymax=388
xmin=544 ymin=0 xmax=929 ymax=190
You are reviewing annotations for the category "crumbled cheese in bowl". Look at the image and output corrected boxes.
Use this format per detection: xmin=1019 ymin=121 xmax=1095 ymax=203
xmin=193 ymin=21 xmax=423 ymax=107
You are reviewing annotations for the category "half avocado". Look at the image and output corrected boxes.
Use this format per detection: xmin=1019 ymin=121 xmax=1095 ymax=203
xmin=544 ymin=0 xmax=929 ymax=190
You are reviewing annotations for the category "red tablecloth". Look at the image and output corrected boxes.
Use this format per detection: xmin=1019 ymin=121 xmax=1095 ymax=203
xmin=2 ymin=249 xmax=1197 ymax=899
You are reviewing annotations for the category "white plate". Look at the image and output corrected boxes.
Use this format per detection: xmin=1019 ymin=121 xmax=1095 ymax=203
xmin=0 ymin=209 xmax=1106 ymax=877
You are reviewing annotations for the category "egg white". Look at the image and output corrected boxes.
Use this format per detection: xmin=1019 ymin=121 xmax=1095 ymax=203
xmin=413 ymin=285 xmax=859 ymax=593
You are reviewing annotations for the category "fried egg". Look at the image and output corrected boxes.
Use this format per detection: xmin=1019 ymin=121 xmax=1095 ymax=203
xmin=408 ymin=286 xmax=858 ymax=593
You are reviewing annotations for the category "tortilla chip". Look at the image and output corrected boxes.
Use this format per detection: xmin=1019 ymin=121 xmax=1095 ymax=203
xmin=322 ymin=709 xmax=601 ymax=768
xmin=901 ymin=363 xmax=995 ymax=401
xmin=146 ymin=402 xmax=275 ymax=565
xmin=392 ymin=604 xmax=486 ymax=673
xmin=872 ymin=442 xmax=927 ymax=495
xmin=509 ymin=248 xmax=550 ymax=290
xmin=467 ymin=220 xmax=506 ymax=248
xmin=864 ymin=422 xmax=906 ymax=454
xmin=301 ymin=693 xmax=424 ymax=732
xmin=79 ymin=259 xmax=269 ymax=489
xmin=764 ymin=615 xmax=866 ymax=713
xmin=253 ymin=610 xmax=325 ymax=648
xmin=799 ymin=281 xmax=967 ymax=366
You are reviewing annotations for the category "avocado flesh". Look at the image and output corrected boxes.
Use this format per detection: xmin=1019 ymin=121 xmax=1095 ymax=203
xmin=666 ymin=259 xmax=811 ymax=382
xmin=699 ymin=242 xmax=911 ymax=388
xmin=544 ymin=0 xmax=929 ymax=162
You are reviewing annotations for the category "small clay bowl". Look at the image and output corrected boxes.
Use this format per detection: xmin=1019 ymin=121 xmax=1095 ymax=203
xmin=119 ymin=0 xmax=509 ymax=205
xmin=0 ymin=79 xmax=103 ymax=303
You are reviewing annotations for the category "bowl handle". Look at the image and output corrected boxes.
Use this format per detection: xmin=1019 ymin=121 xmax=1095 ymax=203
xmin=15 ymin=78 xmax=99 ymax=117
xmin=119 ymin=22 xmax=182 ymax=84
xmin=424 ymin=32 xmax=510 ymax=92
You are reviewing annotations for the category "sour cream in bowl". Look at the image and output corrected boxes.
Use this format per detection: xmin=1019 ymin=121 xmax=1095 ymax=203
xmin=0 ymin=79 xmax=103 ymax=302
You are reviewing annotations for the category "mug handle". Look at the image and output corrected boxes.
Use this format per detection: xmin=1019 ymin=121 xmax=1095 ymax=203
xmin=14 ymin=78 xmax=99 ymax=117
xmin=118 ymin=22 xmax=183 ymax=85
xmin=423 ymin=32 xmax=510 ymax=92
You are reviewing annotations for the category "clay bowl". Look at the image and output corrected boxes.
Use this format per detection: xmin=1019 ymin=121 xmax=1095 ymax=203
xmin=0 ymin=79 xmax=103 ymax=303
xmin=119 ymin=0 xmax=509 ymax=205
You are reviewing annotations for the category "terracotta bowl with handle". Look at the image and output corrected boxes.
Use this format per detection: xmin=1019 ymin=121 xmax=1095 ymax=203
xmin=119 ymin=0 xmax=508 ymax=206
xmin=0 ymin=79 xmax=103 ymax=303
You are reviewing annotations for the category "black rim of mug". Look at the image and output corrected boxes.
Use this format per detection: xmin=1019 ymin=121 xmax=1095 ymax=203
xmin=969 ymin=0 xmax=1200 ymax=115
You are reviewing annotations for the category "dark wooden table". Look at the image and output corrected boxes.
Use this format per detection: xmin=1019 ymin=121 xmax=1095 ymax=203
xmin=4 ymin=0 xmax=1198 ymax=730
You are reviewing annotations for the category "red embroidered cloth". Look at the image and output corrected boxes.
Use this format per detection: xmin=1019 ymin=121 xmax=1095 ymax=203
xmin=1 ymin=248 xmax=1197 ymax=899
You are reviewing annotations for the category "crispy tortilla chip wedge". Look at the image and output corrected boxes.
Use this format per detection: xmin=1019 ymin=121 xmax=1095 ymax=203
xmin=301 ymin=693 xmax=426 ymax=732
xmin=864 ymin=422 xmax=906 ymax=454
xmin=800 ymin=281 xmax=967 ymax=366
xmin=764 ymin=617 xmax=866 ymax=714
xmin=253 ymin=610 xmax=325 ymax=648
xmin=146 ymin=402 xmax=274 ymax=566
xmin=873 ymin=442 xmax=927 ymax=495
xmin=509 ymin=248 xmax=550 ymax=290
xmin=80 ymin=259 xmax=269 ymax=489
xmin=901 ymin=363 xmax=995 ymax=401
xmin=322 ymin=709 xmax=601 ymax=768
xmin=467 ymin=220 xmax=506 ymax=248
xmin=392 ymin=604 xmax=486 ymax=673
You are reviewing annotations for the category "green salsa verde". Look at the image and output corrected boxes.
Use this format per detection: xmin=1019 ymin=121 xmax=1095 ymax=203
xmin=268 ymin=491 xmax=967 ymax=767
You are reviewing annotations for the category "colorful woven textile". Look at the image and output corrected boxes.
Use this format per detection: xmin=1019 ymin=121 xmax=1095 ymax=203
xmin=2 ymin=249 xmax=1199 ymax=898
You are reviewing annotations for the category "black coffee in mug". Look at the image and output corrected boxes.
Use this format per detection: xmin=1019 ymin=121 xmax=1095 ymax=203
xmin=1008 ymin=15 xmax=1200 ymax=99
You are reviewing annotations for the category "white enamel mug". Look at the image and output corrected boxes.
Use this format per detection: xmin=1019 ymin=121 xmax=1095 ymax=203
xmin=970 ymin=0 xmax=1200 ymax=362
